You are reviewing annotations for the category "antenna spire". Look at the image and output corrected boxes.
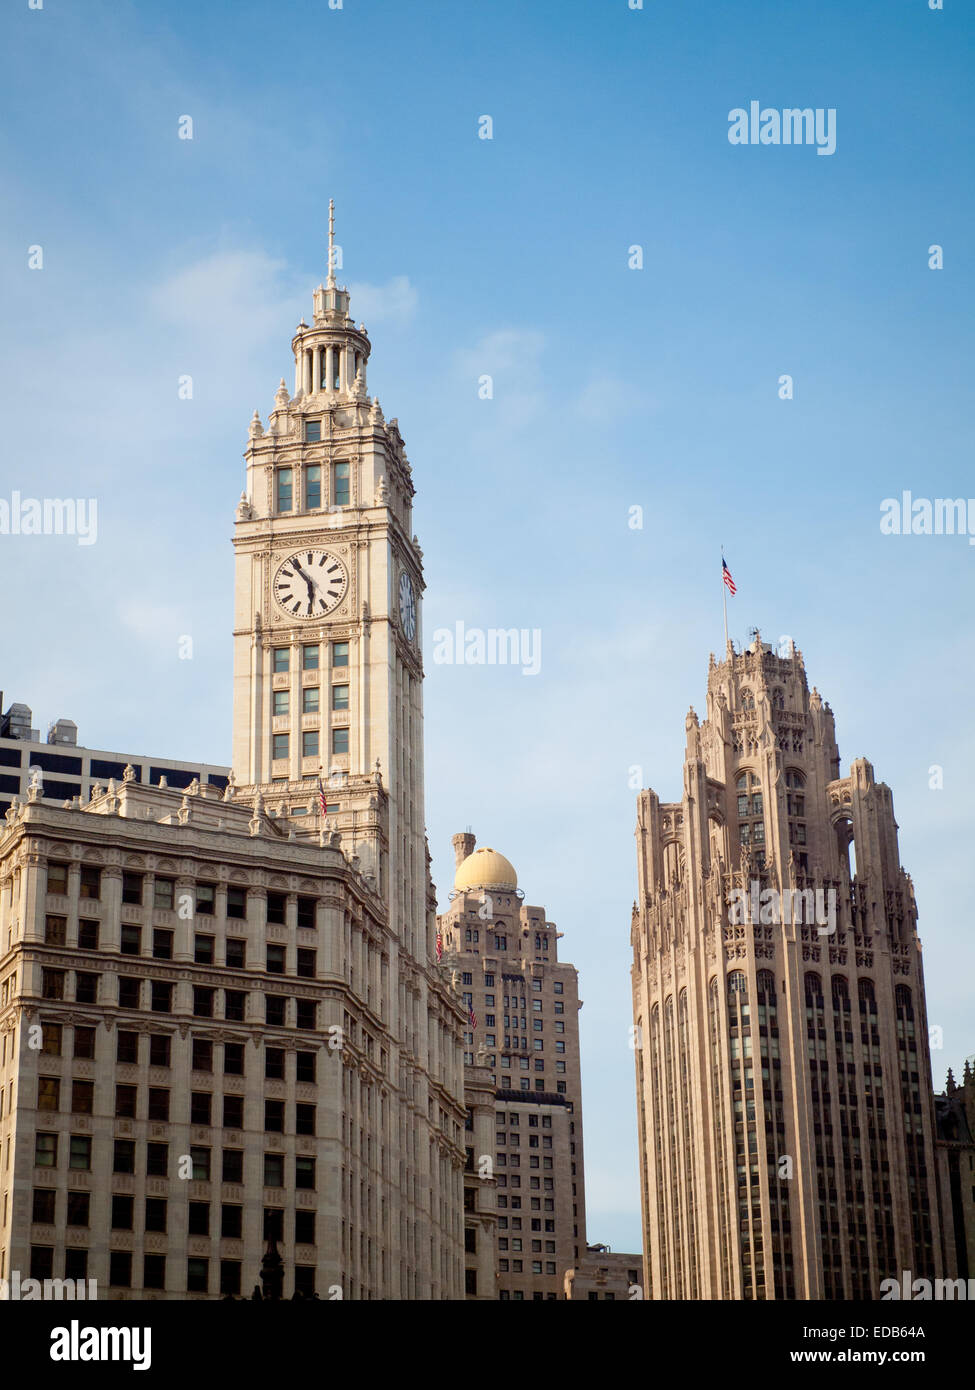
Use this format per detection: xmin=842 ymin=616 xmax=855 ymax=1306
xmin=327 ymin=199 xmax=336 ymax=287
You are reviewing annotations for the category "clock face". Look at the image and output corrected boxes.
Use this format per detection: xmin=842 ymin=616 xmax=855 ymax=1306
xmin=273 ymin=549 xmax=348 ymax=619
xmin=398 ymin=570 xmax=417 ymax=641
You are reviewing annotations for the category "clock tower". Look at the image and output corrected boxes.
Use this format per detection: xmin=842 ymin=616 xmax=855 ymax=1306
xmin=231 ymin=204 xmax=426 ymax=958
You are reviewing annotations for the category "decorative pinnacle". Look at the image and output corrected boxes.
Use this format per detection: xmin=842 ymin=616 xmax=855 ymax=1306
xmin=327 ymin=199 xmax=336 ymax=287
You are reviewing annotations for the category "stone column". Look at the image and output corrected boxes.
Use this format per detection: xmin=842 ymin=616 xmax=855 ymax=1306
xmin=312 ymin=345 xmax=321 ymax=393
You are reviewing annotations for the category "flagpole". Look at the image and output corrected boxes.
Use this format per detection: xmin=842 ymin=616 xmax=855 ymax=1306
xmin=721 ymin=547 xmax=729 ymax=651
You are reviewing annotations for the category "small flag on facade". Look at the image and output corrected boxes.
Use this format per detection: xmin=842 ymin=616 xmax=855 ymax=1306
xmin=317 ymin=774 xmax=328 ymax=817
xmin=722 ymin=558 xmax=737 ymax=595
xmin=436 ymin=929 xmax=444 ymax=962
xmin=468 ymin=1001 xmax=477 ymax=1030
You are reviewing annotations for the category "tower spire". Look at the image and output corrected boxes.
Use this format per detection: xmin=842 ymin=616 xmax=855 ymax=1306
xmin=327 ymin=198 xmax=337 ymax=288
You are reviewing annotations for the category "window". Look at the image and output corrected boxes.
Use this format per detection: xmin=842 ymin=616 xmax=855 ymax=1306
xmin=47 ymin=862 xmax=69 ymax=895
xmin=226 ymin=887 xmax=246 ymax=920
xmin=117 ymin=1031 xmax=139 ymax=1064
xmin=224 ymin=1042 xmax=244 ymax=1076
xmin=267 ymin=892 xmax=286 ymax=925
xmin=264 ymin=1153 xmax=285 ymax=1188
xmin=113 ymin=1139 xmax=135 ymax=1174
xmin=266 ymin=1048 xmax=285 ymax=1080
xmin=41 ymin=1023 xmax=62 ymax=1056
xmin=302 ymin=687 xmax=319 ymax=714
xmin=79 ymin=865 xmax=101 ymax=900
xmin=73 ymin=1026 xmax=96 ymax=1060
xmin=273 ymin=649 xmax=291 ymax=677
xmin=267 ymin=945 xmax=286 ymax=975
xmin=193 ymin=987 xmax=215 ymax=1018
xmin=296 ymin=999 xmax=316 ymax=1030
xmin=120 ymin=924 xmax=141 ymax=955
xmin=37 ymin=1076 xmax=60 ymax=1111
xmin=301 ymin=643 xmax=319 ymax=671
xmin=331 ymin=641 xmax=349 ymax=667
xmin=296 ymin=948 xmax=316 ymax=979
xmin=109 ymin=1252 xmax=132 ymax=1289
xmin=187 ymin=1258 xmax=209 ymax=1293
xmin=296 ymin=1051 xmax=316 ymax=1083
xmin=265 ymin=1100 xmax=285 ymax=1133
xmin=226 ymin=936 xmax=246 ymax=966
xmin=146 ymin=1143 xmax=167 ymax=1177
xmin=143 ymin=1255 xmax=165 ymax=1290
xmin=194 ymin=935 xmax=214 ymax=965
xmin=190 ymin=1147 xmax=210 ymax=1181
xmin=223 ymin=1095 xmax=244 ymax=1129
xmin=306 ymin=464 xmax=321 ymax=507
xmin=69 ymin=1135 xmax=92 ymax=1170
xmin=153 ymin=928 xmax=173 ymax=959
xmin=149 ymin=1034 xmax=171 ymax=1068
xmin=333 ymin=461 xmax=350 ymax=506
xmin=302 ymin=731 xmax=319 ymax=759
xmin=273 ymin=690 xmax=289 ymax=718
xmin=295 ymin=1156 xmax=316 ymax=1190
xmin=111 ymin=1194 xmax=133 ymax=1230
xmin=45 ymin=915 xmax=66 ymax=945
xmin=115 ymin=1085 xmax=137 ymax=1119
xmin=188 ymin=1201 xmax=209 ymax=1236
xmin=196 ymin=884 xmax=215 ymax=916
xmin=43 ymin=969 xmax=65 ymax=1000
xmin=32 ymin=1188 xmax=56 ymax=1223
xmin=222 ymin=1149 xmax=243 ymax=1183
xmin=225 ymin=990 xmax=246 ymax=1022
xmin=192 ymin=1038 xmax=213 ymax=1072
xmin=297 ymin=896 xmax=316 ymax=929
xmin=221 ymin=1204 xmax=243 ymax=1239
xmin=118 ymin=976 xmax=141 ymax=1009
xmin=77 ymin=920 xmax=99 ymax=950
xmin=276 ymin=469 xmax=293 ymax=512
xmin=153 ymin=878 xmax=174 ymax=910
xmin=35 ymin=1132 xmax=58 ymax=1167
xmin=305 ymin=421 xmax=321 ymax=444
xmin=122 ymin=872 xmax=143 ymax=905
xmin=191 ymin=1092 xmax=212 ymax=1126
xmin=272 ymin=733 xmax=289 ymax=762
xmin=332 ymin=684 xmax=349 ymax=711
xmin=332 ymin=727 xmax=349 ymax=755
xmin=295 ymin=1210 xmax=315 ymax=1245
xmin=296 ymin=1103 xmax=315 ymax=1136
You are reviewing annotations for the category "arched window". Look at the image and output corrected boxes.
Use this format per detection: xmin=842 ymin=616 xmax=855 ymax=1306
xmin=804 ymin=971 xmax=822 ymax=1001
xmin=740 ymin=689 xmax=755 ymax=710
xmin=831 ymin=975 xmax=849 ymax=1008
xmin=727 ymin=970 xmax=747 ymax=1000
xmin=895 ymin=984 xmax=913 ymax=1012
xmin=786 ymin=769 xmax=805 ymax=789
xmin=857 ymin=978 xmax=875 ymax=1002
xmin=772 ymin=688 xmax=785 ymax=710
xmin=756 ymin=969 xmax=776 ymax=1000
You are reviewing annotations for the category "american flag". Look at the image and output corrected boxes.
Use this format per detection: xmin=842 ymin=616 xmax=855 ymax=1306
xmin=317 ymin=775 xmax=328 ymax=817
xmin=722 ymin=558 xmax=737 ymax=595
xmin=468 ymin=1000 xmax=477 ymax=1030
xmin=436 ymin=929 xmax=444 ymax=962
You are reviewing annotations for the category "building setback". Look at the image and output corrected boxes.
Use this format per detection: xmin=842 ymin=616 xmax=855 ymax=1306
xmin=631 ymin=635 xmax=944 ymax=1299
xmin=438 ymin=834 xmax=587 ymax=1299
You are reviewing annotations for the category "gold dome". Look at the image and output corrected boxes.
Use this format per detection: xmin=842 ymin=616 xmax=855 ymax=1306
xmin=454 ymin=847 xmax=518 ymax=892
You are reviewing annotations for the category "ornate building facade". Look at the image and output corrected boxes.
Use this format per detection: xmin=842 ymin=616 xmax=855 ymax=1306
xmin=438 ymin=833 xmax=587 ymax=1299
xmin=0 ymin=214 xmax=467 ymax=1299
xmin=631 ymin=635 xmax=944 ymax=1299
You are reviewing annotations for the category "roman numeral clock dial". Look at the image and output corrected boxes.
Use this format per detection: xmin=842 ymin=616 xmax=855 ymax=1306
xmin=273 ymin=549 xmax=348 ymax=618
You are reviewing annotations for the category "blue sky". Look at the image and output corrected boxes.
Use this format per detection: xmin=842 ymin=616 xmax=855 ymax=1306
xmin=2 ymin=0 xmax=973 ymax=1255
